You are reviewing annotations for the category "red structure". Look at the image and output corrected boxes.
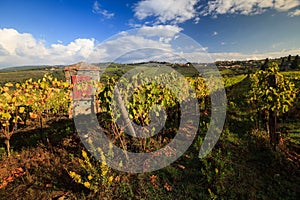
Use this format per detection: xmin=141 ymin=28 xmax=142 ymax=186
xmin=63 ymin=62 xmax=100 ymax=117
xmin=71 ymin=75 xmax=93 ymax=100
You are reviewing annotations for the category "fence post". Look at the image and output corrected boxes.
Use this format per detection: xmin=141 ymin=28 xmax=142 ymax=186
xmin=268 ymin=74 xmax=279 ymax=150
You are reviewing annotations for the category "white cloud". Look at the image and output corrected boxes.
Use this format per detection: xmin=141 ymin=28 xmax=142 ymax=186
xmin=92 ymin=1 xmax=114 ymax=19
xmin=133 ymin=0 xmax=300 ymax=26
xmin=213 ymin=31 xmax=218 ymax=36
xmin=137 ymin=25 xmax=183 ymax=43
xmin=50 ymin=38 xmax=95 ymax=60
xmin=132 ymin=0 xmax=300 ymax=26
xmin=274 ymin=0 xmax=300 ymax=11
xmin=0 ymin=28 xmax=49 ymax=67
xmin=194 ymin=17 xmax=201 ymax=24
xmin=0 ymin=28 xmax=96 ymax=68
xmin=0 ymin=28 xmax=47 ymax=56
xmin=134 ymin=0 xmax=198 ymax=24
xmin=0 ymin=44 xmax=9 ymax=56
xmin=127 ymin=19 xmax=143 ymax=28
xmin=288 ymin=8 xmax=300 ymax=16
xmin=200 ymin=0 xmax=300 ymax=16
xmin=137 ymin=25 xmax=182 ymax=37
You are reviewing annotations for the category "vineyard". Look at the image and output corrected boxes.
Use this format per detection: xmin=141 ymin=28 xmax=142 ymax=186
xmin=0 ymin=62 xmax=299 ymax=199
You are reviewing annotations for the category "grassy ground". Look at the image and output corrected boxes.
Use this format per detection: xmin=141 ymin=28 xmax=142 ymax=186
xmin=0 ymin=68 xmax=65 ymax=85
xmin=0 ymin=67 xmax=299 ymax=199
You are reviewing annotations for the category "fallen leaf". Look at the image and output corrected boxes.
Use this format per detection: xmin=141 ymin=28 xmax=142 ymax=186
xmin=3 ymin=176 xmax=13 ymax=182
xmin=0 ymin=181 xmax=8 ymax=189
xmin=178 ymin=164 xmax=185 ymax=170
xmin=164 ymin=182 xmax=172 ymax=191
xmin=150 ymin=175 xmax=158 ymax=189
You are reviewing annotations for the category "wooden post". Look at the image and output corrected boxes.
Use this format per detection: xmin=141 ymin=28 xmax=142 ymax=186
xmin=114 ymin=87 xmax=137 ymax=138
xmin=268 ymin=74 xmax=279 ymax=150
xmin=269 ymin=109 xmax=277 ymax=150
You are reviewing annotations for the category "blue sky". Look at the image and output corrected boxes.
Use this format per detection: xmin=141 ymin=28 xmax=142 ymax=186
xmin=0 ymin=0 xmax=300 ymax=68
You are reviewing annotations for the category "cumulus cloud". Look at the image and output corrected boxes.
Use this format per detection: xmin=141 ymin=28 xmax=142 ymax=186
xmin=51 ymin=38 xmax=95 ymax=58
xmin=92 ymin=0 xmax=114 ymax=19
xmin=288 ymin=8 xmax=300 ymax=16
xmin=137 ymin=25 xmax=182 ymax=38
xmin=0 ymin=28 xmax=48 ymax=57
xmin=200 ymin=0 xmax=300 ymax=16
xmin=134 ymin=0 xmax=199 ymax=24
xmin=274 ymin=0 xmax=300 ymax=11
xmin=133 ymin=0 xmax=300 ymax=25
xmin=136 ymin=25 xmax=183 ymax=43
xmin=0 ymin=28 xmax=96 ymax=68
xmin=0 ymin=44 xmax=10 ymax=56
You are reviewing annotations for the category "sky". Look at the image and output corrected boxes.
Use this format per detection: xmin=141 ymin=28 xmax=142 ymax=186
xmin=0 ymin=0 xmax=300 ymax=68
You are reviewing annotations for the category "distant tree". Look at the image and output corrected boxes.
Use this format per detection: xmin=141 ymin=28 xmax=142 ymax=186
xmin=287 ymin=55 xmax=292 ymax=62
xmin=280 ymin=57 xmax=285 ymax=71
xmin=261 ymin=58 xmax=269 ymax=70
xmin=291 ymin=55 xmax=299 ymax=69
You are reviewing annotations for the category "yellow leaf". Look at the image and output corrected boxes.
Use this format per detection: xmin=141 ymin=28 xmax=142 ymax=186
xmin=19 ymin=107 xmax=25 ymax=113
xmin=3 ymin=87 xmax=9 ymax=92
xmin=3 ymin=92 xmax=11 ymax=101
xmin=108 ymin=176 xmax=114 ymax=183
xmin=215 ymin=168 xmax=219 ymax=174
xmin=83 ymin=181 xmax=90 ymax=188
xmin=5 ymin=83 xmax=13 ymax=87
